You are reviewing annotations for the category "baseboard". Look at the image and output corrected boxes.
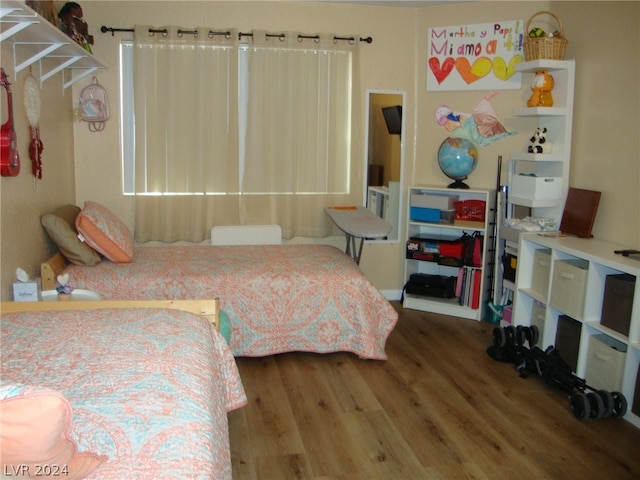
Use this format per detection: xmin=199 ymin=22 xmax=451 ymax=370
xmin=381 ymin=289 xmax=402 ymax=302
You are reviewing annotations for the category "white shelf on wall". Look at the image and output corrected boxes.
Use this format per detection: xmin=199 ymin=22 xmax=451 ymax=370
xmin=494 ymin=59 xmax=576 ymax=306
xmin=0 ymin=0 xmax=105 ymax=89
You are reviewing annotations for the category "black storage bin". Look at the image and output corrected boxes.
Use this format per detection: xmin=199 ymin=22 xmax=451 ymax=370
xmin=403 ymin=274 xmax=456 ymax=299
xmin=600 ymin=273 xmax=636 ymax=336
xmin=633 ymin=366 xmax=640 ymax=417
xmin=555 ymin=315 xmax=582 ymax=373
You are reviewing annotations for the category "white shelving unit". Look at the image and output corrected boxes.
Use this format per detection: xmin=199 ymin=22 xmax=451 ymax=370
xmin=513 ymin=233 xmax=640 ymax=428
xmin=1 ymin=0 xmax=105 ymax=89
xmin=403 ymin=186 xmax=494 ymax=321
xmin=495 ymin=59 xmax=576 ymax=304
xmin=367 ymin=181 xmax=400 ymax=241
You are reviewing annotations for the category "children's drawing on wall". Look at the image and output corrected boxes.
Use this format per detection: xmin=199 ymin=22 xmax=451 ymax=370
xmin=435 ymin=92 xmax=516 ymax=147
xmin=428 ymin=20 xmax=524 ymax=91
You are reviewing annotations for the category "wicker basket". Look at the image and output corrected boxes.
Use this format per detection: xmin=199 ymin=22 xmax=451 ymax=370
xmin=523 ymin=11 xmax=568 ymax=61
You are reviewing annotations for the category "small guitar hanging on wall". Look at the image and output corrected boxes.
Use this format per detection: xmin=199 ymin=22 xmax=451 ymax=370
xmin=1 ymin=68 xmax=21 ymax=177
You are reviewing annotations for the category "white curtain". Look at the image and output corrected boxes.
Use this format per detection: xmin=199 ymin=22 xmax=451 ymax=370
xmin=131 ymin=27 xmax=363 ymax=242
xmin=132 ymin=25 xmax=240 ymax=242
xmin=241 ymin=31 xmax=363 ymax=238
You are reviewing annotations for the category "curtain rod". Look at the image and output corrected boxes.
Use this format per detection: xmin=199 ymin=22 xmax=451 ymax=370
xmin=100 ymin=26 xmax=372 ymax=44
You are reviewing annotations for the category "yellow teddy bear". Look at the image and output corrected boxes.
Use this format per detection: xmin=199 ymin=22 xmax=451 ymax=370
xmin=527 ymin=71 xmax=554 ymax=107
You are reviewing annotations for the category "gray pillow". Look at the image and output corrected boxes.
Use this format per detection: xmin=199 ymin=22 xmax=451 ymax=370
xmin=41 ymin=205 xmax=101 ymax=266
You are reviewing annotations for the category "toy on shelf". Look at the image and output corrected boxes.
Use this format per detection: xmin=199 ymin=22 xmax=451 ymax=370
xmin=527 ymin=127 xmax=552 ymax=154
xmin=527 ymin=70 xmax=554 ymax=107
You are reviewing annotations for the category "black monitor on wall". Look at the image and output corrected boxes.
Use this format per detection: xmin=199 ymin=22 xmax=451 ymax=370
xmin=382 ymin=105 xmax=402 ymax=135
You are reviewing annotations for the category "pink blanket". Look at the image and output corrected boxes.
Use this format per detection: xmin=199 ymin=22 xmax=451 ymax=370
xmin=62 ymin=244 xmax=398 ymax=359
xmin=1 ymin=308 xmax=246 ymax=479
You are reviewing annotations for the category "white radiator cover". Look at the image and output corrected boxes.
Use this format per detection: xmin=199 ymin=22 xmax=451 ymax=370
xmin=211 ymin=225 xmax=282 ymax=245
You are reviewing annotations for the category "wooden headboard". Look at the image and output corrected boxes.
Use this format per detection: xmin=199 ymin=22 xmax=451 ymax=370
xmin=0 ymin=298 xmax=221 ymax=331
xmin=41 ymin=252 xmax=68 ymax=291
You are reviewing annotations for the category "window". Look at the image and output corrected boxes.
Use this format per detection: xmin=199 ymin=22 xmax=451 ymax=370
xmin=120 ymin=40 xmax=353 ymax=196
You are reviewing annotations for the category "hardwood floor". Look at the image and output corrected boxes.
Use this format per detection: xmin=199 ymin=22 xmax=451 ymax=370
xmin=228 ymin=302 xmax=640 ymax=479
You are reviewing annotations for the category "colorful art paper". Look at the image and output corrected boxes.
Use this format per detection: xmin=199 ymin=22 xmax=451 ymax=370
xmin=435 ymin=92 xmax=516 ymax=147
xmin=428 ymin=20 xmax=524 ymax=91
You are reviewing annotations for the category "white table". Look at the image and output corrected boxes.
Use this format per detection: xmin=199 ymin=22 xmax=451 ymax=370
xmin=325 ymin=206 xmax=392 ymax=264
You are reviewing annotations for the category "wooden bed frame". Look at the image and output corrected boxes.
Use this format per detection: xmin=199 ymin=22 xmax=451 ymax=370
xmin=1 ymin=298 xmax=221 ymax=331
xmin=41 ymin=252 xmax=68 ymax=291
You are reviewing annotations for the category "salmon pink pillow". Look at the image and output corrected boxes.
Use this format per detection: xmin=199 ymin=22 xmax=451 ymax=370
xmin=76 ymin=201 xmax=134 ymax=263
xmin=0 ymin=384 xmax=107 ymax=480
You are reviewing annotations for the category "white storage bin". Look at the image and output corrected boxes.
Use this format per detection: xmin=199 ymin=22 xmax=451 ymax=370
xmin=511 ymin=175 xmax=562 ymax=200
xmin=549 ymin=258 xmax=588 ymax=318
xmin=410 ymin=193 xmax=458 ymax=210
xmin=531 ymin=249 xmax=551 ymax=298
xmin=585 ymin=334 xmax=627 ymax=392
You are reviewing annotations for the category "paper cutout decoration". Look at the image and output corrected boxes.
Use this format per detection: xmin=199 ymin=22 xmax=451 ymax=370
xmin=435 ymin=92 xmax=516 ymax=147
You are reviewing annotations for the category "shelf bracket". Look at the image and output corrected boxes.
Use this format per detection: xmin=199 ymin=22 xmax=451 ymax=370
xmin=40 ymin=55 xmax=84 ymax=84
xmin=0 ymin=19 xmax=37 ymax=42
xmin=62 ymin=66 xmax=100 ymax=89
xmin=13 ymin=41 xmax=65 ymax=74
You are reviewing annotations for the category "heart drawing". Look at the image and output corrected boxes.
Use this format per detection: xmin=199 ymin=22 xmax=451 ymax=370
xmin=428 ymin=57 xmax=455 ymax=84
xmin=493 ymin=55 xmax=523 ymax=81
xmin=455 ymin=57 xmax=493 ymax=84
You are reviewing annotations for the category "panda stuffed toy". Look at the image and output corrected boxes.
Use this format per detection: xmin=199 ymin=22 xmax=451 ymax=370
xmin=527 ymin=127 xmax=552 ymax=154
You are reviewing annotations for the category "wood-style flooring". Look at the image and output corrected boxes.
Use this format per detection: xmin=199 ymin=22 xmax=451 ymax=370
xmin=228 ymin=301 xmax=640 ymax=479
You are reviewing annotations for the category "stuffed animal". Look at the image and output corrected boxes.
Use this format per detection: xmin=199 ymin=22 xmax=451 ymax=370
xmin=527 ymin=71 xmax=554 ymax=107
xmin=527 ymin=127 xmax=552 ymax=154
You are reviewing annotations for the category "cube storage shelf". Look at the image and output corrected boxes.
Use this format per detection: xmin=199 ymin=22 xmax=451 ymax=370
xmin=513 ymin=233 xmax=640 ymax=428
xmin=403 ymin=186 xmax=494 ymax=321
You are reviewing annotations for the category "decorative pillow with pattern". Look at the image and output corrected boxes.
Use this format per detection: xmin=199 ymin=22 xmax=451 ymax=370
xmin=76 ymin=201 xmax=134 ymax=263
xmin=41 ymin=205 xmax=102 ymax=266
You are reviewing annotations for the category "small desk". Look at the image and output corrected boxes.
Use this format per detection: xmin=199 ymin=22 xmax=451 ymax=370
xmin=325 ymin=206 xmax=392 ymax=264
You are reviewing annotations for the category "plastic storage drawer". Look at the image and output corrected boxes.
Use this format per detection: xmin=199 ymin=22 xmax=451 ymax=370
xmin=585 ymin=334 xmax=627 ymax=392
xmin=511 ymin=175 xmax=562 ymax=200
xmin=531 ymin=249 xmax=551 ymax=298
xmin=549 ymin=258 xmax=588 ymax=319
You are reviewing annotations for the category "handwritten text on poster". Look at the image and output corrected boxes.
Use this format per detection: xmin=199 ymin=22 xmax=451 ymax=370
xmin=427 ymin=20 xmax=524 ymax=91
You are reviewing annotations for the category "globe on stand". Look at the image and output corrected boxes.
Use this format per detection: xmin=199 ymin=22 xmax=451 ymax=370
xmin=437 ymin=137 xmax=478 ymax=189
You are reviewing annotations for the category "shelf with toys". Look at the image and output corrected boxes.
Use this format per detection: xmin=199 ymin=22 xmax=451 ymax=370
xmin=0 ymin=0 xmax=105 ymax=90
xmin=493 ymin=58 xmax=575 ymax=309
xmin=505 ymin=59 xmax=574 ymax=233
